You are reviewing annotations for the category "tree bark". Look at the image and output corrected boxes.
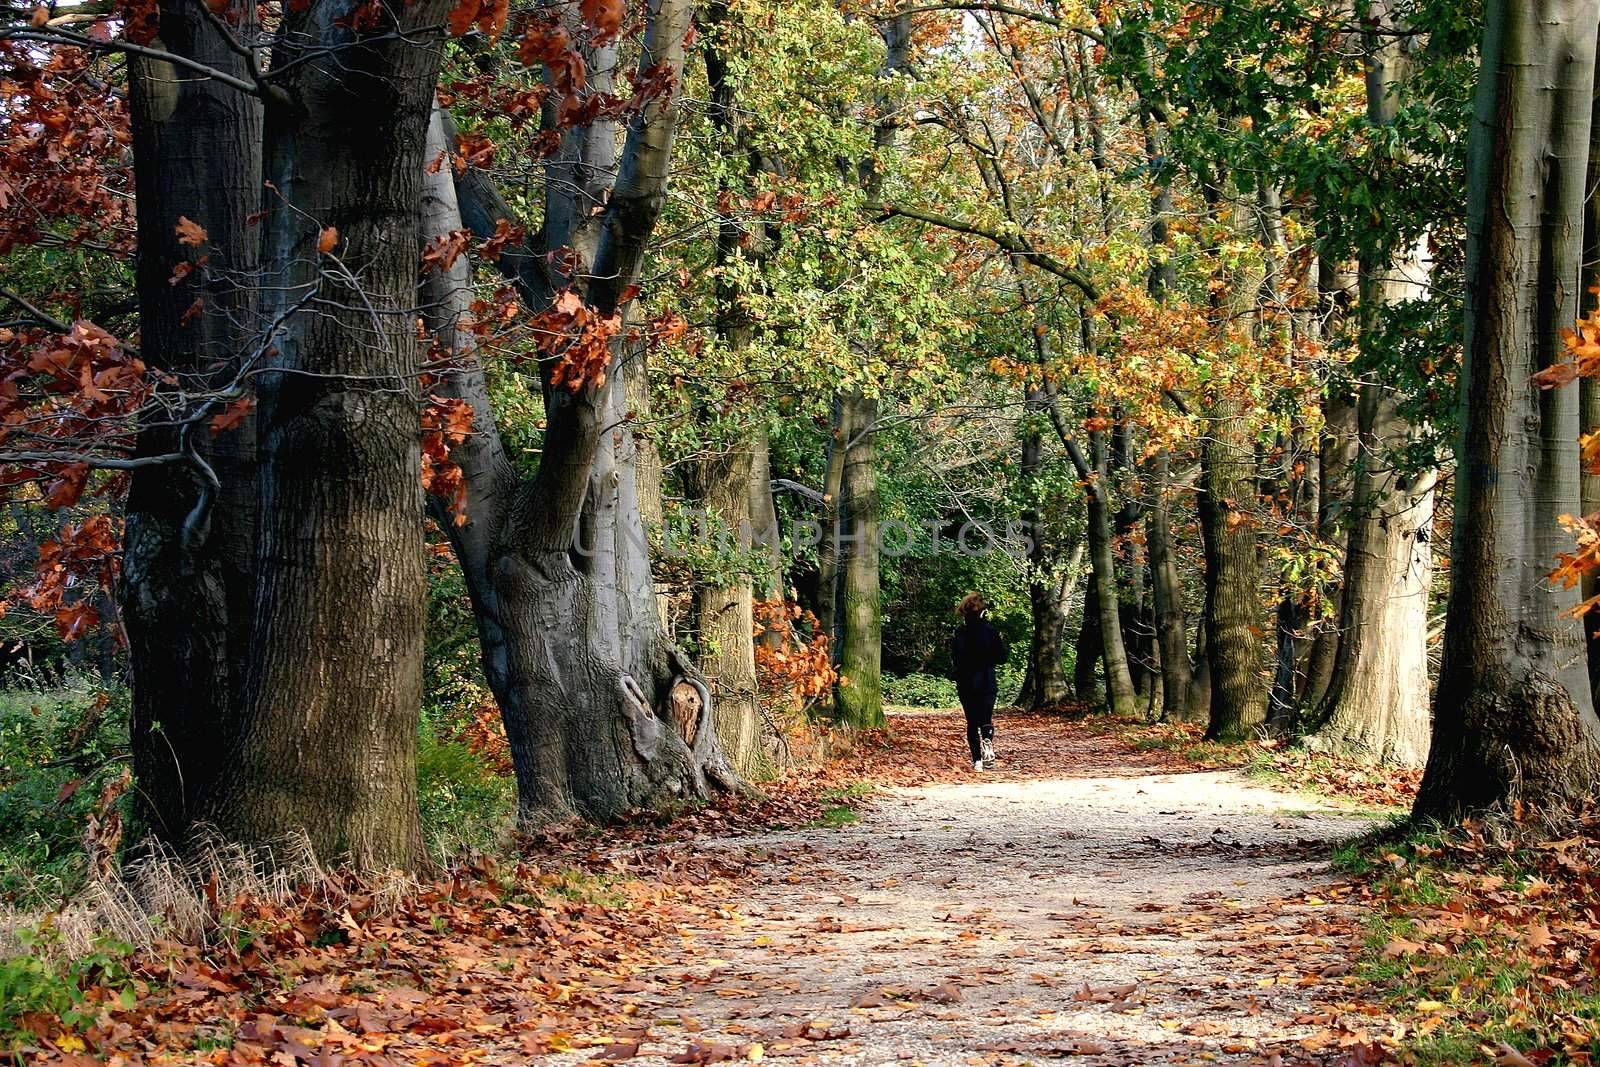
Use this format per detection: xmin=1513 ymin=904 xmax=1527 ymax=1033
xmin=1148 ymin=451 xmax=1196 ymax=720
xmin=834 ymin=389 xmax=884 ymax=727
xmin=428 ymin=0 xmax=743 ymax=824
xmin=1200 ymin=399 xmax=1267 ymax=741
xmin=1086 ymin=431 xmax=1140 ymax=716
xmin=1308 ymin=3 xmax=1435 ymax=767
xmin=122 ymin=0 xmax=261 ymax=843
xmin=1020 ymin=384 xmax=1073 ymax=709
xmin=208 ymin=0 xmax=451 ymax=868
xmin=1415 ymin=0 xmax=1600 ymax=821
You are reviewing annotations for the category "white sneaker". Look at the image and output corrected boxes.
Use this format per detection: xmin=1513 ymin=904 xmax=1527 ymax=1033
xmin=973 ymin=759 xmax=984 ymax=772
xmin=982 ymin=740 xmax=996 ymax=769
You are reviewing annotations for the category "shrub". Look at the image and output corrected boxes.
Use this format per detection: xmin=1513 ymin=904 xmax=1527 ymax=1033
xmin=0 ymin=928 xmax=133 ymax=1045
xmin=416 ymin=724 xmax=515 ymax=858
xmin=0 ymin=680 xmax=128 ymax=907
xmin=883 ymin=672 xmax=959 ymax=708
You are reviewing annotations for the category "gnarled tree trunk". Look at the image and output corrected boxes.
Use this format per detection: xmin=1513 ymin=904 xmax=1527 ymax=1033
xmin=426 ymin=14 xmax=743 ymax=822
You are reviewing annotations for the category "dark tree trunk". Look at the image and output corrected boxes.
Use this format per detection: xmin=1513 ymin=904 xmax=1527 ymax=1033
xmin=1075 ymin=579 xmax=1105 ymax=706
xmin=1415 ymin=0 xmax=1600 ymax=821
xmin=1301 ymin=384 xmax=1357 ymax=710
xmin=122 ymin=0 xmax=262 ymax=843
xmin=207 ymin=0 xmax=453 ymax=868
xmin=1020 ymin=385 xmax=1073 ymax=709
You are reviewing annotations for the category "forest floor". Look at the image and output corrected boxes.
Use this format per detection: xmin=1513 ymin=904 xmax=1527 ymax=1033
xmin=533 ymin=711 xmax=1395 ymax=1067
xmin=18 ymin=710 xmax=1495 ymax=1067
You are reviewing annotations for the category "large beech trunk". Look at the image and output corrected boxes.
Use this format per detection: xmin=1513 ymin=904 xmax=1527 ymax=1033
xmin=1200 ymin=399 xmax=1267 ymax=741
xmin=426 ymin=20 xmax=741 ymax=819
xmin=1308 ymin=4 xmax=1435 ymax=767
xmin=206 ymin=0 xmax=453 ymax=868
xmin=122 ymin=0 xmax=262 ymax=842
xmin=1415 ymin=0 xmax=1600 ymax=820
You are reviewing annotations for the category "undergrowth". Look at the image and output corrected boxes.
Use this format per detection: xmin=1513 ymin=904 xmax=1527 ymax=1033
xmin=1339 ymin=817 xmax=1600 ymax=1064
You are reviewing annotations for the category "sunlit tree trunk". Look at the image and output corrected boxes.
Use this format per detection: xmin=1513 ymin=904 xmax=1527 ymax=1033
xmin=1200 ymin=397 xmax=1268 ymax=741
xmin=834 ymin=389 xmax=884 ymax=727
xmin=1309 ymin=3 xmax=1434 ymax=767
xmin=1415 ymin=0 xmax=1600 ymax=820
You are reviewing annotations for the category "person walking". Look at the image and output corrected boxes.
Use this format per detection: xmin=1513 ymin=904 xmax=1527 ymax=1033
xmin=950 ymin=592 xmax=1006 ymax=771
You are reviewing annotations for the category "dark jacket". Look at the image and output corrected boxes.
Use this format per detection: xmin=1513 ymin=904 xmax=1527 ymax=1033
xmin=950 ymin=617 xmax=1006 ymax=697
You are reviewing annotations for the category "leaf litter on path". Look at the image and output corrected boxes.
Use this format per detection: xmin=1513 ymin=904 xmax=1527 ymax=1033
xmin=18 ymin=710 xmax=1416 ymax=1066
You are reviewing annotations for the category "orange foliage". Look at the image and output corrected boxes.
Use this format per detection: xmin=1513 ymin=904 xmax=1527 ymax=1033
xmin=752 ymin=599 xmax=836 ymax=713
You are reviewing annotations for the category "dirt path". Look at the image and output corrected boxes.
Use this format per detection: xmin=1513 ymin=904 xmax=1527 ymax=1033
xmin=545 ymin=713 xmax=1385 ymax=1066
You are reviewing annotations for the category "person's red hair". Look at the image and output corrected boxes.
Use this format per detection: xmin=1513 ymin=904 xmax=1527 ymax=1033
xmin=956 ymin=592 xmax=987 ymax=620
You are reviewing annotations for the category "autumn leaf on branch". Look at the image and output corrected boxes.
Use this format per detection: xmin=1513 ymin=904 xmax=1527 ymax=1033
xmin=210 ymin=396 xmax=255 ymax=435
xmin=580 ymin=0 xmax=625 ymax=42
xmin=175 ymin=215 xmax=208 ymax=247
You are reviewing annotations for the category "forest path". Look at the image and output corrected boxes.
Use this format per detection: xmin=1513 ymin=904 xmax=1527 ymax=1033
xmin=546 ymin=711 xmax=1388 ymax=1067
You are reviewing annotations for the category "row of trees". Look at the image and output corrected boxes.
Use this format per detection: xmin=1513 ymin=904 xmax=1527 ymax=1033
xmin=1 ymin=0 xmax=1598 ymax=872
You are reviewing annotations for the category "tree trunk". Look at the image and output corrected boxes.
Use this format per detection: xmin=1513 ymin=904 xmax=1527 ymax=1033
xmin=834 ymin=389 xmax=884 ymax=727
xmin=1308 ymin=3 xmax=1435 ymax=767
xmin=1147 ymin=451 xmax=1195 ymax=719
xmin=687 ymin=443 xmax=765 ymax=777
xmin=1200 ymin=399 xmax=1267 ymax=741
xmin=817 ymin=396 xmax=848 ymax=652
xmin=1301 ymin=385 xmax=1357 ymax=709
xmin=1075 ymin=579 xmax=1105 ymax=705
xmin=210 ymin=0 xmax=451 ymax=868
xmin=1087 ymin=432 xmax=1140 ymax=716
xmin=1415 ymin=0 xmax=1600 ymax=821
xmin=427 ymin=60 xmax=743 ymax=825
xmin=122 ymin=0 xmax=261 ymax=843
xmin=1020 ymin=385 xmax=1073 ymax=709
xmin=749 ymin=424 xmax=782 ymax=604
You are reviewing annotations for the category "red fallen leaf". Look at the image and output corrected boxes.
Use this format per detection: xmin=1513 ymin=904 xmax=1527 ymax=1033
xmin=175 ymin=215 xmax=208 ymax=246
xmin=591 ymin=1041 xmax=641 ymax=1061
xmin=317 ymin=226 xmax=339 ymax=255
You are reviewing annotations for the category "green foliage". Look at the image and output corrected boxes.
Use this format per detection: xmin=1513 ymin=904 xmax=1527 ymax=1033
xmin=0 ymin=928 xmax=134 ymax=1044
xmin=882 ymin=672 xmax=958 ymax=709
xmin=0 ymin=681 xmax=127 ymax=908
xmin=415 ymin=722 xmax=515 ymax=859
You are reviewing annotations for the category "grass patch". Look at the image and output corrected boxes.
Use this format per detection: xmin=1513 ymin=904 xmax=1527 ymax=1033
xmin=1341 ymin=821 xmax=1600 ymax=1063
xmin=802 ymin=782 xmax=874 ymax=829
